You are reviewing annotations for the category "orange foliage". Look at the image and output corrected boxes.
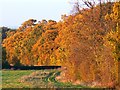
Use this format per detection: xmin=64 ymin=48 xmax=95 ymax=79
xmin=2 ymin=1 xmax=119 ymax=88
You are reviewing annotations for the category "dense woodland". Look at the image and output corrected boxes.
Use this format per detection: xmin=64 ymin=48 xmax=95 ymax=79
xmin=1 ymin=0 xmax=120 ymax=88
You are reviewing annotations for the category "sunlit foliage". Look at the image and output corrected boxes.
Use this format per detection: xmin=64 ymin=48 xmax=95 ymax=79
xmin=2 ymin=1 xmax=119 ymax=88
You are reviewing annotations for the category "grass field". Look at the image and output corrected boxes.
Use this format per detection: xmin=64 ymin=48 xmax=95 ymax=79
xmin=1 ymin=69 xmax=85 ymax=89
xmin=2 ymin=70 xmax=35 ymax=88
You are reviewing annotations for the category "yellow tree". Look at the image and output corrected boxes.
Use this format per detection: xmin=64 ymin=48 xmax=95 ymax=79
xmin=105 ymin=1 xmax=120 ymax=87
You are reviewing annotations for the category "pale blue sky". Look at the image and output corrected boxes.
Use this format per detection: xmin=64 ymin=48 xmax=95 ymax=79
xmin=0 ymin=0 xmax=72 ymax=28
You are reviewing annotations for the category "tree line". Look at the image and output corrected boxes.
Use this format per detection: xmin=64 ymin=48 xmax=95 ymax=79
xmin=2 ymin=1 xmax=120 ymax=88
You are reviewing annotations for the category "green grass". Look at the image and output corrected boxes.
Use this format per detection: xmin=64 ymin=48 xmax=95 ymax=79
xmin=2 ymin=69 xmax=58 ymax=88
xmin=44 ymin=70 xmax=85 ymax=88
xmin=1 ymin=69 xmax=92 ymax=89
xmin=2 ymin=70 xmax=35 ymax=88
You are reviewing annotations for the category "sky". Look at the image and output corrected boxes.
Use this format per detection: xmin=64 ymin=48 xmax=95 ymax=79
xmin=0 ymin=0 xmax=72 ymax=28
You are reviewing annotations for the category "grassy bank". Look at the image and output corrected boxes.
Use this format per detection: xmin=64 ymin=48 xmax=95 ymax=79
xmin=2 ymin=70 xmax=35 ymax=88
xmin=2 ymin=69 xmax=90 ymax=89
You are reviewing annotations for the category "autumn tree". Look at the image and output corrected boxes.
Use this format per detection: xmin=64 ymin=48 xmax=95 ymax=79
xmin=32 ymin=20 xmax=59 ymax=65
xmin=105 ymin=1 xmax=120 ymax=87
xmin=2 ymin=1 xmax=119 ymax=88
xmin=55 ymin=1 xmax=117 ymax=88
